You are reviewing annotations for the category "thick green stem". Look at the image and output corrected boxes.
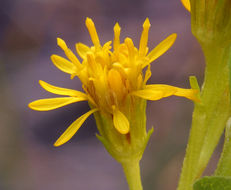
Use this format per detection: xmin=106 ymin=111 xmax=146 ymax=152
xmin=177 ymin=45 xmax=231 ymax=190
xmin=215 ymin=118 xmax=231 ymax=176
xmin=122 ymin=160 xmax=143 ymax=190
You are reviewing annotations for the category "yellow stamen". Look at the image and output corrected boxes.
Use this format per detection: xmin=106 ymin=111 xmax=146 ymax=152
xmin=113 ymin=22 xmax=121 ymax=51
xmin=139 ymin=18 xmax=151 ymax=57
xmin=85 ymin=17 xmax=101 ymax=49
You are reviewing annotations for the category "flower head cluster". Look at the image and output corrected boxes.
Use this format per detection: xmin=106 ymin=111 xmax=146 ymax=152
xmin=29 ymin=18 xmax=198 ymax=147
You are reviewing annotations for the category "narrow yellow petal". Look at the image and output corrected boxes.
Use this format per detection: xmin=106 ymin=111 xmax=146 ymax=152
xmin=146 ymin=84 xmax=200 ymax=102
xmin=181 ymin=0 xmax=191 ymax=12
xmin=54 ymin=108 xmax=98 ymax=146
xmin=113 ymin=22 xmax=121 ymax=51
xmin=57 ymin=38 xmax=82 ymax=70
xmin=139 ymin=18 xmax=151 ymax=57
xmin=145 ymin=84 xmax=178 ymax=97
xmin=85 ymin=17 xmax=101 ymax=48
xmin=75 ymin=43 xmax=91 ymax=59
xmin=113 ymin=107 xmax=130 ymax=134
xmin=144 ymin=33 xmax=177 ymax=68
xmin=39 ymin=80 xmax=87 ymax=98
xmin=131 ymin=89 xmax=164 ymax=100
xmin=28 ymin=97 xmax=86 ymax=111
xmin=174 ymin=88 xmax=199 ymax=102
xmin=51 ymin=55 xmax=76 ymax=74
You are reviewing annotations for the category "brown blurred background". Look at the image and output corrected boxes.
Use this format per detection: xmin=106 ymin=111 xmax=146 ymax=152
xmin=0 ymin=0 xmax=212 ymax=190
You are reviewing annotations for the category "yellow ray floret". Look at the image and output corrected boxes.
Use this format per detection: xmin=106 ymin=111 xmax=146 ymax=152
xmin=39 ymin=80 xmax=87 ymax=97
xmin=28 ymin=97 xmax=87 ymax=111
xmin=54 ymin=108 xmax=98 ymax=147
xmin=144 ymin=33 xmax=177 ymax=68
xmin=181 ymin=0 xmax=191 ymax=12
xmin=132 ymin=84 xmax=199 ymax=102
xmin=29 ymin=17 xmax=198 ymax=147
xmin=51 ymin=55 xmax=77 ymax=75
xmin=75 ymin=43 xmax=91 ymax=59
xmin=28 ymin=81 xmax=88 ymax=111
xmin=57 ymin=38 xmax=82 ymax=70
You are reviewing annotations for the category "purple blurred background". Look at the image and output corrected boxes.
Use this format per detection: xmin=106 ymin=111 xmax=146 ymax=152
xmin=0 ymin=0 xmax=218 ymax=190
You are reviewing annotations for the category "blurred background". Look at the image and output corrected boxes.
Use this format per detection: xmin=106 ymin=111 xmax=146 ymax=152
xmin=0 ymin=0 xmax=218 ymax=190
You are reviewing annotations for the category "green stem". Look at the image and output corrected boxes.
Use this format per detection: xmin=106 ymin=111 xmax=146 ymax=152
xmin=122 ymin=160 xmax=143 ymax=190
xmin=215 ymin=118 xmax=231 ymax=176
xmin=177 ymin=45 xmax=231 ymax=190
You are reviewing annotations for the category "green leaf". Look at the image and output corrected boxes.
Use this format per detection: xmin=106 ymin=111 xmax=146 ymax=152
xmin=193 ymin=176 xmax=231 ymax=190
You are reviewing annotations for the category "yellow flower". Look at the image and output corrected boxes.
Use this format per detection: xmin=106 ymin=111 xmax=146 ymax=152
xmin=28 ymin=17 xmax=198 ymax=147
xmin=181 ymin=0 xmax=191 ymax=12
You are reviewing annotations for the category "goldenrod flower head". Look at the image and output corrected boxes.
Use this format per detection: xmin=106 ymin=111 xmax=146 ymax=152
xmin=28 ymin=18 xmax=198 ymax=148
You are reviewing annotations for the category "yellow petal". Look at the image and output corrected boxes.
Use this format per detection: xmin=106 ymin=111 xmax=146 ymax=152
xmin=39 ymin=80 xmax=87 ymax=98
xmin=28 ymin=97 xmax=86 ymax=111
xmin=145 ymin=84 xmax=200 ymax=102
xmin=145 ymin=84 xmax=178 ymax=97
xmin=113 ymin=107 xmax=130 ymax=134
xmin=144 ymin=33 xmax=177 ymax=68
xmin=57 ymin=38 xmax=82 ymax=70
xmin=174 ymin=88 xmax=199 ymax=102
xmin=51 ymin=54 xmax=76 ymax=74
xmin=54 ymin=108 xmax=98 ymax=146
xmin=131 ymin=89 xmax=164 ymax=100
xmin=181 ymin=0 xmax=191 ymax=12
xmin=75 ymin=43 xmax=90 ymax=59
